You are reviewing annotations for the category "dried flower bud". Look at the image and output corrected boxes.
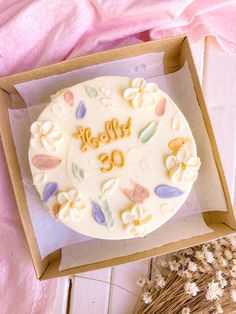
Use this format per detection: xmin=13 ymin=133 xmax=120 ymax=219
xmin=230 ymin=269 xmax=236 ymax=278
xmin=206 ymin=280 xmax=223 ymax=301
xmin=136 ymin=277 xmax=147 ymax=288
xmin=195 ymin=251 xmax=204 ymax=261
xmin=224 ymin=249 xmax=233 ymax=260
xmin=184 ymin=248 xmax=194 ymax=256
xmin=214 ymin=302 xmax=223 ymax=313
xmin=204 ymin=250 xmax=215 ymax=264
xmin=212 ymin=261 xmax=220 ymax=270
xmin=231 ymin=289 xmax=236 ymax=302
xmin=169 ymin=260 xmax=180 ymax=272
xmin=188 ymin=261 xmax=198 ymax=272
xmin=181 ymin=307 xmax=191 ymax=314
xmin=155 ymin=274 xmax=166 ymax=288
xmin=214 ymin=251 xmax=222 ymax=259
xmin=199 ymin=266 xmax=206 ymax=273
xmin=142 ymin=291 xmax=152 ymax=304
xmin=218 ymin=256 xmax=228 ymax=268
xmin=220 ymin=238 xmax=230 ymax=247
xmin=185 ymin=281 xmax=200 ymax=297
xmin=230 ymin=279 xmax=236 ymax=286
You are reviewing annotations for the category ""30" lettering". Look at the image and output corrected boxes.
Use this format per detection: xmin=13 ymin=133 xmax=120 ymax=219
xmin=99 ymin=150 xmax=126 ymax=173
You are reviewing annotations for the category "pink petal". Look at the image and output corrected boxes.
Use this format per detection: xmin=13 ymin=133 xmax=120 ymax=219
xmin=64 ymin=90 xmax=74 ymax=106
xmin=155 ymin=98 xmax=167 ymax=116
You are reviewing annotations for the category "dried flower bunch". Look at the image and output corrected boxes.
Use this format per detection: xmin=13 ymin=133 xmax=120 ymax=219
xmin=134 ymin=236 xmax=236 ymax=314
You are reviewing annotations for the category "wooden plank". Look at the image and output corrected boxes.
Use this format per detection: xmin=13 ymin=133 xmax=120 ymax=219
xmin=52 ymin=278 xmax=70 ymax=314
xmin=70 ymin=268 xmax=112 ymax=314
xmin=108 ymin=260 xmax=151 ymax=314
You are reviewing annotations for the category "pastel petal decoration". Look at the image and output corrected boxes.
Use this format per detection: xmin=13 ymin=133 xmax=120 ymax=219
xmin=43 ymin=182 xmax=58 ymax=202
xmin=32 ymin=155 xmax=62 ymax=170
xmin=138 ymin=121 xmax=159 ymax=143
xmin=155 ymin=98 xmax=167 ymax=116
xmin=101 ymin=178 xmax=119 ymax=197
xmin=76 ymin=101 xmax=86 ymax=119
xmin=84 ymin=85 xmax=98 ymax=98
xmin=72 ymin=163 xmax=87 ymax=181
xmin=154 ymin=184 xmax=184 ymax=199
xmin=168 ymin=138 xmax=189 ymax=152
xmin=101 ymin=199 xmax=114 ymax=228
xmin=64 ymin=90 xmax=74 ymax=106
xmin=171 ymin=112 xmax=184 ymax=133
xmin=91 ymin=200 xmax=106 ymax=224
xmin=121 ymin=181 xmax=150 ymax=203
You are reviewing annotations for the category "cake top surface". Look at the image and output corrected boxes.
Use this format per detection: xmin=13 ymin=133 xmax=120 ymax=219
xmin=28 ymin=76 xmax=200 ymax=240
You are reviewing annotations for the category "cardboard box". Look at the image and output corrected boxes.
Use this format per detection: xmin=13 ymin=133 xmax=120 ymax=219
xmin=0 ymin=36 xmax=235 ymax=280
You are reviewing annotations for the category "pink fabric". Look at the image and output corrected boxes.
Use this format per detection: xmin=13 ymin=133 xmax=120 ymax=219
xmin=1 ymin=1 xmax=236 ymax=313
xmin=1 ymin=0 xmax=236 ymax=77
xmin=0 ymin=140 xmax=57 ymax=314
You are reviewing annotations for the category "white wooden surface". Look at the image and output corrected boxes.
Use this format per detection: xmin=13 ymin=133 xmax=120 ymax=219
xmin=52 ymin=37 xmax=232 ymax=314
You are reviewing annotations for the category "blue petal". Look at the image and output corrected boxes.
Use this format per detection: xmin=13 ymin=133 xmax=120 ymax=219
xmin=91 ymin=200 xmax=106 ymax=224
xmin=154 ymin=184 xmax=184 ymax=199
xmin=76 ymin=101 xmax=86 ymax=119
xmin=43 ymin=182 xmax=58 ymax=202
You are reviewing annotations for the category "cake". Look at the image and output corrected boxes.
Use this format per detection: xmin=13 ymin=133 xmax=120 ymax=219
xmin=28 ymin=76 xmax=201 ymax=240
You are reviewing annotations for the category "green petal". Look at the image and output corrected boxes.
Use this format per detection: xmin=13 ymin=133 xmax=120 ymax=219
xmin=138 ymin=121 xmax=159 ymax=143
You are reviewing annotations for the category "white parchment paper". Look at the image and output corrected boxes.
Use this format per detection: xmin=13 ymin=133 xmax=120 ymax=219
xmin=59 ymin=214 xmax=211 ymax=270
xmin=9 ymin=53 xmax=228 ymax=265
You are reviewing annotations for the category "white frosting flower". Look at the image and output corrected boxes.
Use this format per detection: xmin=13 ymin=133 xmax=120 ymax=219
xmin=121 ymin=204 xmax=152 ymax=237
xmin=57 ymin=189 xmax=87 ymax=221
xmin=166 ymin=150 xmax=201 ymax=184
xmin=123 ymin=78 xmax=159 ymax=109
xmin=30 ymin=121 xmax=63 ymax=153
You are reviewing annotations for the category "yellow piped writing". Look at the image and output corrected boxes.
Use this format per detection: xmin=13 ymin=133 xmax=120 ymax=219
xmin=73 ymin=117 xmax=132 ymax=152
xmin=99 ymin=150 xmax=126 ymax=173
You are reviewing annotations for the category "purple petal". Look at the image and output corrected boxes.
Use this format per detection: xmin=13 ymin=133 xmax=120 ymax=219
xmin=154 ymin=185 xmax=184 ymax=199
xmin=91 ymin=200 xmax=106 ymax=224
xmin=43 ymin=182 xmax=58 ymax=202
xmin=76 ymin=101 xmax=86 ymax=119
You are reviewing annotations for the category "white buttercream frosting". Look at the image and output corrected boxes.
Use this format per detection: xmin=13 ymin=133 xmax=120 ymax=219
xmin=121 ymin=204 xmax=152 ymax=237
xmin=58 ymin=189 xmax=87 ymax=221
xmin=30 ymin=120 xmax=63 ymax=152
xmin=123 ymin=78 xmax=159 ymax=109
xmin=166 ymin=150 xmax=201 ymax=184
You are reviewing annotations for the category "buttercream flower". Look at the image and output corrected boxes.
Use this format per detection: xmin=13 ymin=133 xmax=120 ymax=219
xmin=123 ymin=78 xmax=159 ymax=109
xmin=166 ymin=150 xmax=201 ymax=184
xmin=30 ymin=120 xmax=63 ymax=152
xmin=57 ymin=189 xmax=87 ymax=221
xmin=121 ymin=204 xmax=152 ymax=237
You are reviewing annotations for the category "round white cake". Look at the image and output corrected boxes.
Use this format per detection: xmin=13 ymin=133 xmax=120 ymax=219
xmin=28 ymin=76 xmax=201 ymax=240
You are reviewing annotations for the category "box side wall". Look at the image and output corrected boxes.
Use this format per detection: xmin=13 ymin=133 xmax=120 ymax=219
xmin=179 ymin=38 xmax=236 ymax=229
xmin=41 ymin=222 xmax=235 ymax=280
xmin=0 ymin=90 xmax=49 ymax=278
xmin=0 ymin=36 xmax=185 ymax=94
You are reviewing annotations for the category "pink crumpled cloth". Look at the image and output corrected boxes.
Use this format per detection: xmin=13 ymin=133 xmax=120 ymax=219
xmin=1 ymin=1 xmax=236 ymax=313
